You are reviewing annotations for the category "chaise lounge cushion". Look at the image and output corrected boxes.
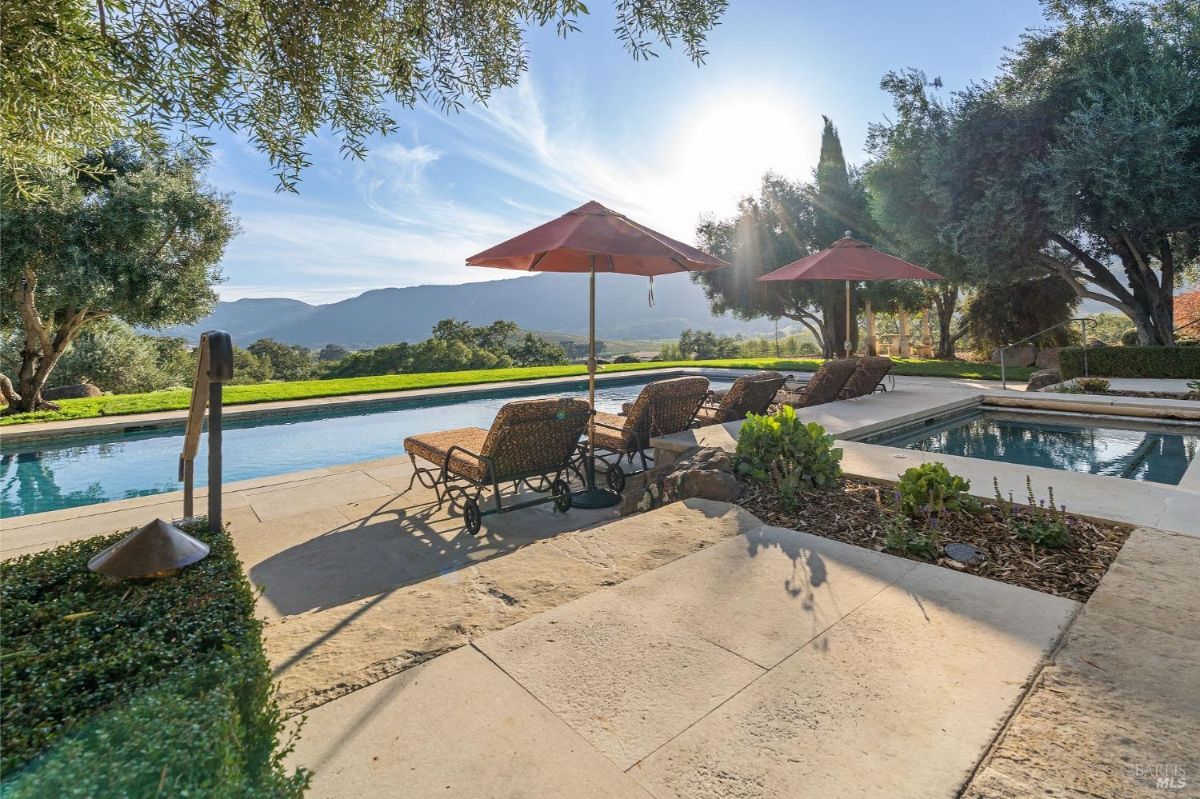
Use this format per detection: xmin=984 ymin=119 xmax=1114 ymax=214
xmin=590 ymin=411 xmax=633 ymax=451
xmin=403 ymin=427 xmax=489 ymax=482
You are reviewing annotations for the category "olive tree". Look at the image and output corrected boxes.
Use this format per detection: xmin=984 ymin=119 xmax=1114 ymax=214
xmin=3 ymin=0 xmax=729 ymax=197
xmin=937 ymin=0 xmax=1199 ymax=346
xmin=1 ymin=143 xmax=236 ymax=411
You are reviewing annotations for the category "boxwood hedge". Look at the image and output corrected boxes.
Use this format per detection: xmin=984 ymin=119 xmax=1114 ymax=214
xmin=1059 ymin=345 xmax=1200 ymax=380
xmin=0 ymin=523 xmax=309 ymax=797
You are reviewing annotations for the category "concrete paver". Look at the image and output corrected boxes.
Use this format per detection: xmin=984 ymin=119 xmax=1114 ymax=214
xmin=613 ymin=522 xmax=919 ymax=668
xmin=476 ymin=595 xmax=766 ymax=770
xmin=265 ymin=499 xmax=758 ymax=713
xmin=628 ymin=540 xmax=1076 ymax=798
xmin=289 ymin=507 xmax=1078 ymax=798
xmin=964 ymin=528 xmax=1200 ymax=799
xmin=288 ymin=645 xmax=652 ymax=799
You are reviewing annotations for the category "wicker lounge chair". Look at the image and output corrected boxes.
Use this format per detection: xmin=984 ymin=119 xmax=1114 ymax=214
xmin=404 ymin=397 xmax=591 ymax=535
xmin=776 ymin=359 xmax=860 ymax=409
xmin=694 ymin=371 xmax=786 ymax=426
xmin=588 ymin=376 xmax=710 ymax=492
xmin=839 ymin=356 xmax=893 ymax=399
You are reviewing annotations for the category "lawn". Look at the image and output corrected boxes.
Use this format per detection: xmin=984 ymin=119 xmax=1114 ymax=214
xmin=0 ymin=358 xmax=1030 ymax=427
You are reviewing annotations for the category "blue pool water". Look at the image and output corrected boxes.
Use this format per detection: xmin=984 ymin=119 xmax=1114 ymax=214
xmin=0 ymin=376 xmax=733 ymax=518
xmin=864 ymin=409 xmax=1200 ymax=485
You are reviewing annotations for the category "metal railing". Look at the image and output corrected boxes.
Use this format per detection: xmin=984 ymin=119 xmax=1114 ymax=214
xmin=180 ymin=330 xmax=234 ymax=529
xmin=999 ymin=317 xmax=1090 ymax=390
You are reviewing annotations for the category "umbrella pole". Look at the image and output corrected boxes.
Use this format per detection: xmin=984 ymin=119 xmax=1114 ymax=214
xmin=575 ymin=253 xmax=620 ymax=509
xmin=589 ymin=257 xmax=597 ymax=476
xmin=844 ymin=280 xmax=852 ymax=358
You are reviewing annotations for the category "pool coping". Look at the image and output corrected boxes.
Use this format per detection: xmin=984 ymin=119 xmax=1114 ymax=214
xmin=0 ymin=367 xmax=758 ymax=445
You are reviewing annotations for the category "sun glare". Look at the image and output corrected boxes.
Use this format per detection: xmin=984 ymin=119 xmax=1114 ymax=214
xmin=668 ymin=91 xmax=816 ymax=220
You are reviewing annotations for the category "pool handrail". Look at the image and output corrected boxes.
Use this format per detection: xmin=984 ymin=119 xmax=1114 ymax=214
xmin=179 ymin=330 xmax=234 ymax=529
xmin=999 ymin=318 xmax=1090 ymax=390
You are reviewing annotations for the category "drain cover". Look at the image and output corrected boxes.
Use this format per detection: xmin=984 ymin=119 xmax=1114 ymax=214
xmin=944 ymin=542 xmax=983 ymax=564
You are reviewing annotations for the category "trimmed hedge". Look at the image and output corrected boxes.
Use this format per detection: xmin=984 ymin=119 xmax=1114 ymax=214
xmin=1059 ymin=346 xmax=1200 ymax=380
xmin=0 ymin=523 xmax=309 ymax=797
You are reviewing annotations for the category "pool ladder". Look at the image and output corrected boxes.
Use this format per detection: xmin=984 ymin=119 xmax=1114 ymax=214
xmin=179 ymin=331 xmax=234 ymax=530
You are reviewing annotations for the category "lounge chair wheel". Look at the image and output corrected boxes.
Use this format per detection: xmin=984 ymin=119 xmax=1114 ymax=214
xmin=605 ymin=464 xmax=626 ymax=493
xmin=463 ymin=498 xmax=482 ymax=536
xmin=552 ymin=479 xmax=572 ymax=513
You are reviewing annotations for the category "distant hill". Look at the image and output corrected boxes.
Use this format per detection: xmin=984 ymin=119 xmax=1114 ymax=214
xmin=156 ymin=274 xmax=778 ymax=349
xmin=160 ymin=297 xmax=317 ymax=343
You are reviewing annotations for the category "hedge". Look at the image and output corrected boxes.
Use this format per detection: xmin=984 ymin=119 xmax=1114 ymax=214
xmin=0 ymin=523 xmax=309 ymax=797
xmin=1059 ymin=346 xmax=1200 ymax=380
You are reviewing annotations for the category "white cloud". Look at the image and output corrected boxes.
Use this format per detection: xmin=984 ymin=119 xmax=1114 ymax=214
xmin=216 ymin=70 xmax=819 ymax=302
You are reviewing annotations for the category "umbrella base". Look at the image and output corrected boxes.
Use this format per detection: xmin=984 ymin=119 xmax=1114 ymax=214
xmin=572 ymin=487 xmax=622 ymax=509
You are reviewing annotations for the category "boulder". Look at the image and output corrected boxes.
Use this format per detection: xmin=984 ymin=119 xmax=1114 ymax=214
xmin=1034 ymin=347 xmax=1062 ymax=370
xmin=42 ymin=383 xmax=103 ymax=400
xmin=1026 ymin=369 xmax=1063 ymax=392
xmin=990 ymin=345 xmax=1036 ymax=367
xmin=619 ymin=446 xmax=739 ymax=516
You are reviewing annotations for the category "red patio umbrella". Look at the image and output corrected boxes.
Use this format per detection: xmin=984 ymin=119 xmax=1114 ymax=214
xmin=467 ymin=200 xmax=729 ymax=506
xmin=758 ymin=234 xmax=943 ymax=357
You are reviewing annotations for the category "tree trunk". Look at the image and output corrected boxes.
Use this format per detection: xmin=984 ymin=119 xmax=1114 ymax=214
xmin=931 ymin=285 xmax=959 ymax=359
xmin=0 ymin=374 xmax=21 ymax=408
xmin=865 ymin=300 xmax=877 ymax=356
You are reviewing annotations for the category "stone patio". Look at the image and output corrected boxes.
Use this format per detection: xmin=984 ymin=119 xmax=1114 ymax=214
xmin=4 ymin=376 xmax=1199 ymax=797
xmin=288 ymin=503 xmax=1079 ymax=798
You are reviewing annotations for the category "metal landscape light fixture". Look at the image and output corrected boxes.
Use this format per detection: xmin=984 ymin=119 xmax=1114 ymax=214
xmin=87 ymin=518 xmax=210 ymax=579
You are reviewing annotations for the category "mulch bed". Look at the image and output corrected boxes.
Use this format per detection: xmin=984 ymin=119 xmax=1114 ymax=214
xmin=737 ymin=477 xmax=1131 ymax=602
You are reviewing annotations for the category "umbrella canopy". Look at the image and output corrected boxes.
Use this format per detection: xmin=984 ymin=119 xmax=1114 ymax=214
xmin=466 ymin=201 xmax=727 ymax=275
xmin=757 ymin=236 xmax=943 ymax=282
xmin=758 ymin=235 xmax=942 ymax=357
xmin=465 ymin=200 xmax=728 ymax=508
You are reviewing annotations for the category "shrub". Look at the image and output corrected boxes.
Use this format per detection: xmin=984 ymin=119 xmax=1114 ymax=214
xmin=0 ymin=524 xmax=309 ymax=796
xmin=1075 ymin=377 xmax=1111 ymax=393
xmin=897 ymin=462 xmax=979 ymax=518
xmin=1059 ymin=346 xmax=1200 ymax=379
xmin=993 ymin=477 xmax=1071 ymax=549
xmin=612 ymin=354 xmax=641 ymax=363
xmin=880 ymin=513 xmax=940 ymax=560
xmin=734 ymin=407 xmax=842 ymax=508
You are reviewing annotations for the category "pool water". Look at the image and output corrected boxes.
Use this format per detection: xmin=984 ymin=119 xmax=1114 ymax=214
xmin=865 ymin=409 xmax=1200 ymax=485
xmin=0 ymin=376 xmax=733 ymax=518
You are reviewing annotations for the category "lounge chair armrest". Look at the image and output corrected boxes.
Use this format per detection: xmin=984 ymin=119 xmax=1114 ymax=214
xmin=442 ymin=444 xmax=488 ymax=472
xmin=592 ymin=419 xmax=626 ymax=434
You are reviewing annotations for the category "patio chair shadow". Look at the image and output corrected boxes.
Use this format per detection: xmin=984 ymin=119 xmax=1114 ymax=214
xmin=249 ymin=493 xmax=610 ymax=616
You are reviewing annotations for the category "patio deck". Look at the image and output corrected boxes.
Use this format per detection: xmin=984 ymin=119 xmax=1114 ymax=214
xmin=287 ymin=502 xmax=1079 ymax=798
xmin=3 ymin=378 xmax=1197 ymax=797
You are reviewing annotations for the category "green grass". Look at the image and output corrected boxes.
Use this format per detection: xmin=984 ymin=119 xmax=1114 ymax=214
xmin=0 ymin=358 xmax=1031 ymax=427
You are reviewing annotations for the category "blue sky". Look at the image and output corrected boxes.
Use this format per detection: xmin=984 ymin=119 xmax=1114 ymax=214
xmin=207 ymin=0 xmax=1045 ymax=304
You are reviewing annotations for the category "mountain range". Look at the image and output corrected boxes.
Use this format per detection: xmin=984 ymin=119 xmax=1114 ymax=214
xmin=157 ymin=274 xmax=778 ymax=349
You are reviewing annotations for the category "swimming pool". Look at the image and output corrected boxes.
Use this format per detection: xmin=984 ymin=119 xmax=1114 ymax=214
xmin=0 ymin=375 xmax=734 ymax=518
xmin=863 ymin=408 xmax=1200 ymax=485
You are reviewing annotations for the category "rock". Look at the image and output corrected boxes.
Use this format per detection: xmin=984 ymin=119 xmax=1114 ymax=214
xmin=1026 ymin=370 xmax=1063 ymax=392
xmin=41 ymin=383 xmax=103 ymax=400
xmin=990 ymin=345 xmax=1036 ymax=367
xmin=1034 ymin=347 xmax=1062 ymax=370
xmin=619 ymin=447 xmax=740 ymax=516
xmin=1087 ymin=339 xmax=1108 ymax=348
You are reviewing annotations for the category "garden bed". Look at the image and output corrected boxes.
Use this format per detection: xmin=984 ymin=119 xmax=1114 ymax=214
xmin=736 ymin=476 xmax=1130 ymax=602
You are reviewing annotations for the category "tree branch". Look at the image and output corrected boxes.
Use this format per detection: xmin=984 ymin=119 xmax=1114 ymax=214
xmin=1037 ymin=254 xmax=1138 ymax=318
xmin=1046 ymin=231 xmax=1135 ymax=305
